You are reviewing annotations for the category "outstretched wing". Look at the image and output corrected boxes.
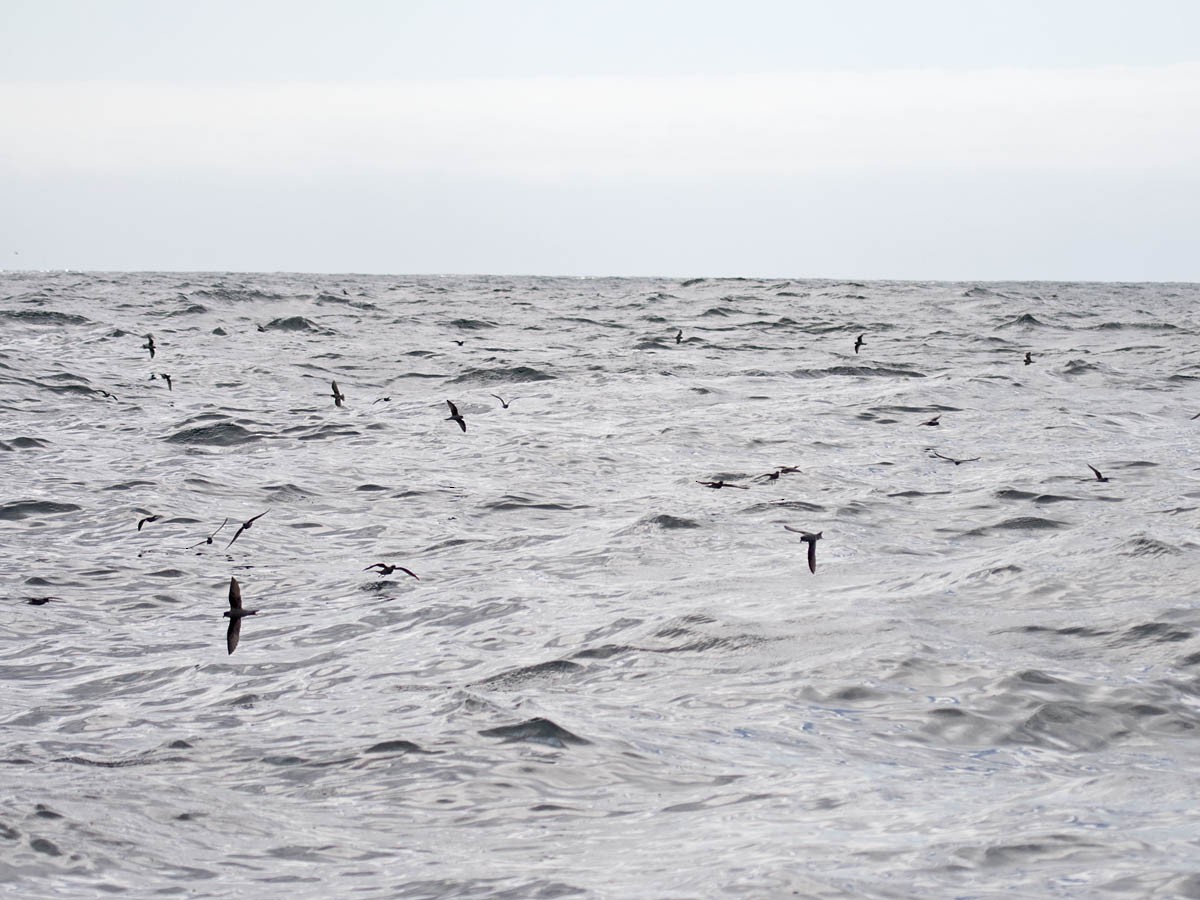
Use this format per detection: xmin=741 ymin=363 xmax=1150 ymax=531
xmin=227 ymin=617 xmax=241 ymax=655
xmin=228 ymin=576 xmax=242 ymax=611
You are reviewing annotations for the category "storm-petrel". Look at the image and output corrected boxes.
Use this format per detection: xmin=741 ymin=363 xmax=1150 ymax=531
xmin=161 ymin=373 xmax=172 ymax=391
xmin=1087 ymin=464 xmax=1109 ymax=483
xmin=930 ymin=451 xmax=980 ymax=465
xmin=446 ymin=400 xmax=466 ymax=432
xmin=489 ymin=394 xmax=519 ymax=409
xmin=675 ymin=329 xmax=683 ymax=344
xmin=224 ymin=576 xmax=258 ymax=655
xmin=920 ymin=415 xmax=941 ymax=426
xmin=143 ymin=335 xmax=156 ymax=359
xmin=783 ymin=526 xmax=823 ymax=574
xmin=696 ymin=480 xmax=749 ymax=490
xmin=1024 ymin=352 xmax=1033 ymax=365
xmin=331 ymin=380 xmax=345 ymax=408
xmin=189 ymin=518 xmax=229 ymax=548
xmin=137 ymin=515 xmax=160 ymax=531
xmin=364 ymin=563 xmax=419 ymax=579
xmin=226 ymin=511 xmax=268 ymax=548
xmin=854 ymin=334 xmax=865 ymax=354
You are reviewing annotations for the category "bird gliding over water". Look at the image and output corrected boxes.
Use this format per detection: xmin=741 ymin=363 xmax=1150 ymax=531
xmin=331 ymin=380 xmax=345 ymax=407
xmin=224 ymin=576 xmax=258 ymax=655
xmin=227 ymin=511 xmax=268 ymax=548
xmin=784 ymin=526 xmax=822 ymax=574
xmin=446 ymin=400 xmax=466 ymax=432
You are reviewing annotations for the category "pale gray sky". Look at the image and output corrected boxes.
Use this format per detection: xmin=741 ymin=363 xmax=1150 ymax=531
xmin=2 ymin=0 xmax=1198 ymax=279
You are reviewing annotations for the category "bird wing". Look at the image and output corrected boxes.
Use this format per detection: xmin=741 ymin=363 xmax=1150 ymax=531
xmin=248 ymin=510 xmax=268 ymax=524
xmin=397 ymin=567 xmax=419 ymax=580
xmin=229 ymin=576 xmax=242 ymax=611
xmin=364 ymin=563 xmax=385 ymax=571
xmin=1088 ymin=464 xmax=1102 ymax=479
xmin=456 ymin=417 xmax=467 ymax=432
xmin=807 ymin=541 xmax=817 ymax=574
xmin=226 ymin=618 xmax=241 ymax=655
xmin=446 ymin=399 xmax=459 ymax=416
xmin=226 ymin=524 xmax=247 ymax=548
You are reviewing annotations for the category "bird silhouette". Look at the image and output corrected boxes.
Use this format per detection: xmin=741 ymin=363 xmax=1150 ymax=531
xmin=784 ymin=526 xmax=823 ymax=573
xmin=1087 ymin=464 xmax=1109 ymax=483
xmin=161 ymin=373 xmax=172 ymax=391
xmin=920 ymin=415 xmax=941 ymax=426
xmin=137 ymin=515 xmax=160 ymax=531
xmin=223 ymin=576 xmax=258 ymax=654
xmin=854 ymin=333 xmax=865 ymax=354
xmin=490 ymin=394 xmax=520 ymax=409
xmin=696 ymin=480 xmax=748 ymax=490
xmin=446 ymin=400 xmax=466 ymax=432
xmin=226 ymin=511 xmax=268 ymax=548
xmin=189 ymin=518 xmax=229 ymax=548
xmin=675 ymin=329 xmax=683 ymax=344
xmin=1024 ymin=351 xmax=1033 ymax=365
xmin=364 ymin=563 xmax=419 ymax=579
xmin=143 ymin=334 xmax=156 ymax=359
xmin=330 ymin=380 xmax=345 ymax=407
xmin=930 ymin=451 xmax=980 ymax=465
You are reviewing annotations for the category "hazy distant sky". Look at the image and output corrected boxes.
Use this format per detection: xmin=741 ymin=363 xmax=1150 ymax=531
xmin=2 ymin=0 xmax=1198 ymax=279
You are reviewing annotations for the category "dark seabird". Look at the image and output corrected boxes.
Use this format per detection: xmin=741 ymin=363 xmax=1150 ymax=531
xmin=452 ymin=339 xmax=465 ymax=346
xmin=931 ymin=451 xmax=980 ymax=465
xmin=920 ymin=415 xmax=941 ymax=426
xmin=137 ymin=515 xmax=160 ymax=531
xmin=189 ymin=518 xmax=229 ymax=548
xmin=330 ymin=380 xmax=345 ymax=408
xmin=97 ymin=390 xmax=118 ymax=400
xmin=696 ymin=480 xmax=749 ymax=490
xmin=446 ymin=400 xmax=466 ymax=432
xmin=224 ymin=576 xmax=258 ymax=655
xmin=783 ymin=526 xmax=823 ymax=574
xmin=26 ymin=596 xmax=59 ymax=606
xmin=854 ymin=333 xmax=865 ymax=354
xmin=226 ymin=510 xmax=268 ymax=548
xmin=1024 ymin=351 xmax=1033 ymax=365
xmin=675 ymin=329 xmax=683 ymax=344
xmin=143 ymin=334 xmax=156 ymax=359
xmin=1087 ymin=464 xmax=1109 ymax=483
xmin=490 ymin=394 xmax=519 ymax=409
xmin=161 ymin=373 xmax=172 ymax=391
xmin=372 ymin=396 xmax=392 ymax=404
xmin=364 ymin=563 xmax=419 ymax=579
xmin=757 ymin=470 xmax=783 ymax=481
xmin=1191 ymin=412 xmax=1200 ymax=420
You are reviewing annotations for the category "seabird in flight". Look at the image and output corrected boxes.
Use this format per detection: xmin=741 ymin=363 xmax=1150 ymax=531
xmin=363 ymin=563 xmax=419 ymax=579
xmin=446 ymin=400 xmax=466 ymax=432
xmin=226 ymin=510 xmax=268 ymax=548
xmin=783 ymin=526 xmax=823 ymax=574
xmin=223 ymin=576 xmax=258 ymax=655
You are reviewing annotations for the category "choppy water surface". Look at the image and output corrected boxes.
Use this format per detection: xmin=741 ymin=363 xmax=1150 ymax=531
xmin=3 ymin=272 xmax=1200 ymax=898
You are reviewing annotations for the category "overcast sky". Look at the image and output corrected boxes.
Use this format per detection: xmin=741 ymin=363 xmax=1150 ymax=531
xmin=2 ymin=0 xmax=1198 ymax=279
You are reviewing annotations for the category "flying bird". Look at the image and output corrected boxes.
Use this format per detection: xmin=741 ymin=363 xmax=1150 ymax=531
xmin=920 ymin=415 xmax=941 ymax=426
xmin=1024 ymin=351 xmax=1033 ymax=365
xmin=372 ymin=396 xmax=391 ymax=404
xmin=452 ymin=339 xmax=465 ymax=346
xmin=1087 ymin=464 xmax=1109 ymax=483
xmin=137 ymin=515 xmax=160 ymax=531
xmin=189 ymin=518 xmax=229 ymax=549
xmin=330 ymin=380 xmax=345 ymax=407
xmin=143 ymin=334 xmax=156 ymax=359
xmin=223 ymin=576 xmax=258 ymax=655
xmin=675 ymin=329 xmax=683 ymax=344
xmin=854 ymin=333 xmax=865 ymax=354
xmin=26 ymin=596 xmax=59 ymax=606
xmin=696 ymin=480 xmax=749 ymax=490
xmin=364 ymin=563 xmax=419 ymax=579
xmin=445 ymin=400 xmax=466 ymax=432
xmin=226 ymin=510 xmax=268 ymax=548
xmin=784 ymin=526 xmax=823 ymax=574
xmin=161 ymin=373 xmax=172 ymax=391
xmin=489 ymin=394 xmax=519 ymax=409
xmin=930 ymin=451 xmax=980 ymax=465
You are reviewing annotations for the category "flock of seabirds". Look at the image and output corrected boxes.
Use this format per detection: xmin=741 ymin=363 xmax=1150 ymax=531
xmin=19 ymin=324 xmax=1134 ymax=655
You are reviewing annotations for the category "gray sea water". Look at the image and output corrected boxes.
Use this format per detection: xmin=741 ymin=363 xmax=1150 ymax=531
xmin=3 ymin=271 xmax=1200 ymax=898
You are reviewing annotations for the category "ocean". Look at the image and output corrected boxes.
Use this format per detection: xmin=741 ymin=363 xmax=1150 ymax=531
xmin=2 ymin=271 xmax=1200 ymax=898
